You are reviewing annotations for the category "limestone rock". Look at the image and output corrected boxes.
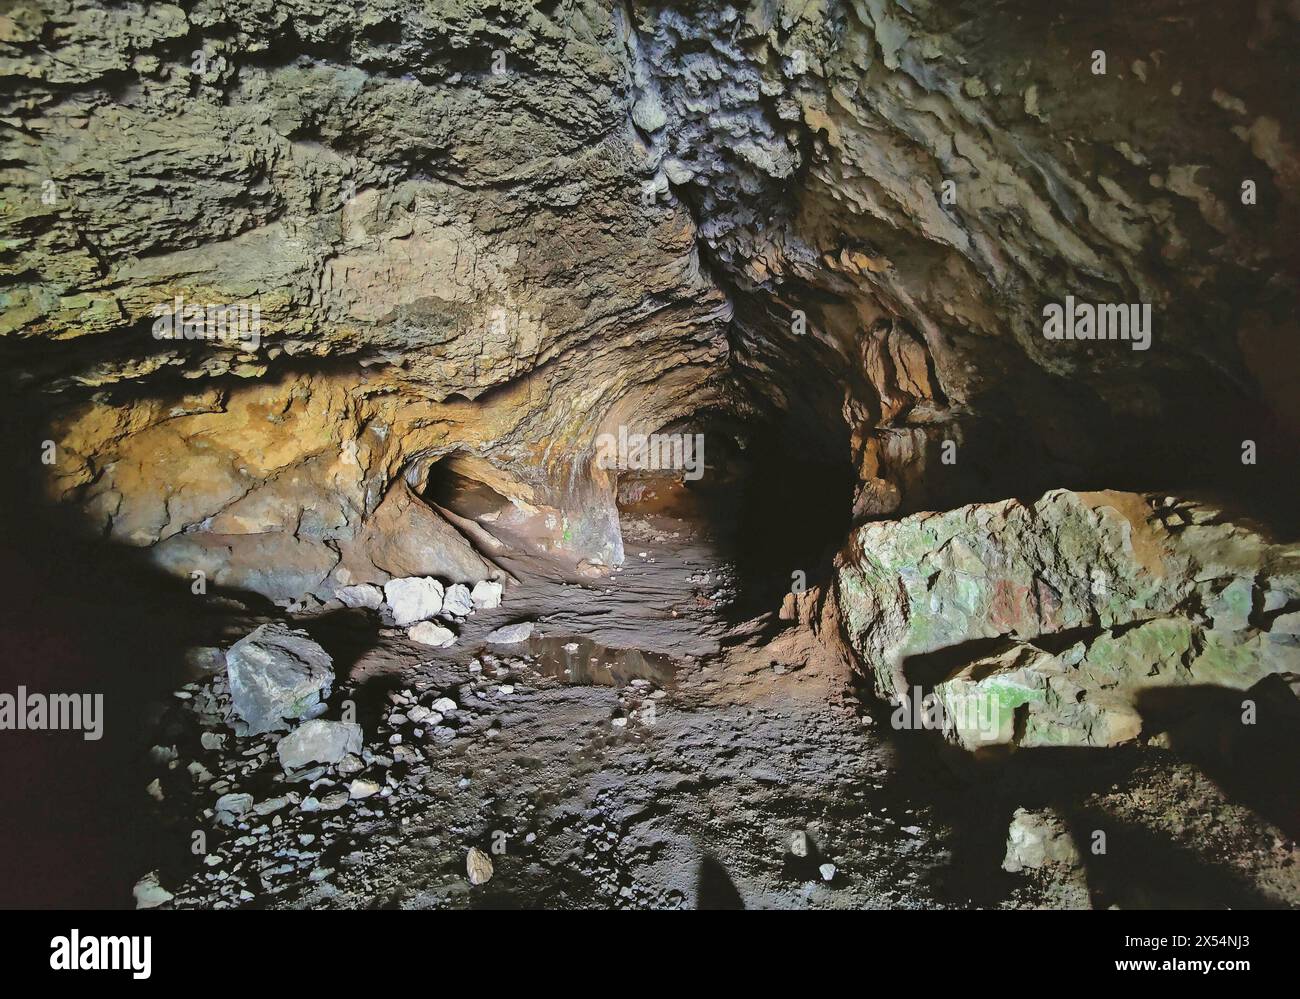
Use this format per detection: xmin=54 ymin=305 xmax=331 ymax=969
xmin=1002 ymin=808 xmax=1082 ymax=873
xmin=486 ymin=622 xmax=534 ymax=644
xmin=471 ymin=580 xmax=504 ymax=610
xmin=348 ymin=779 xmax=380 ymax=800
xmin=383 ymin=577 xmax=444 ymax=628
xmin=225 ymin=624 xmax=334 ymax=735
xmin=132 ymin=871 xmax=173 ymax=909
xmin=466 ymin=846 xmax=494 ymax=885
xmin=336 ymin=584 xmax=384 ymax=610
xmin=442 ymin=583 xmax=474 ymax=617
xmin=214 ymin=792 xmax=254 ymax=826
xmin=276 ymin=719 xmax=363 ymax=771
xmin=408 ymin=621 xmax=456 ymax=648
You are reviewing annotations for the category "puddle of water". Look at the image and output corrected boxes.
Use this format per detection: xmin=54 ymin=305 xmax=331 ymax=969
xmin=524 ymin=634 xmax=677 ymax=689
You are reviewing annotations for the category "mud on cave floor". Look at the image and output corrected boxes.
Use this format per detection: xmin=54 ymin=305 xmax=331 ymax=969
xmin=136 ymin=485 xmax=1300 ymax=910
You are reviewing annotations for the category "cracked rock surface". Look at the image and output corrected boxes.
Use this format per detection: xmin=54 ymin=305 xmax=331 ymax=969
xmin=0 ymin=1 xmax=1297 ymax=910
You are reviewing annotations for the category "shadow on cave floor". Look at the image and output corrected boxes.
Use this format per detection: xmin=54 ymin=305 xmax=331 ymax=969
xmin=696 ymin=853 xmax=745 ymax=909
xmin=0 ymin=409 xmax=285 ymax=907
xmin=858 ymin=675 xmax=1299 ymax=909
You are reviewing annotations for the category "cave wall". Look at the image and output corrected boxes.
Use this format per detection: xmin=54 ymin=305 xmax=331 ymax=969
xmin=3 ymin=0 xmax=1298 ymax=606
xmin=630 ymin=0 xmax=1300 ymax=514
xmin=4 ymin=0 xmax=736 ymax=594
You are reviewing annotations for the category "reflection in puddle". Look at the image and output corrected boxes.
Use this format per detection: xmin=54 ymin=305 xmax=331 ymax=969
xmin=525 ymin=634 xmax=677 ymax=688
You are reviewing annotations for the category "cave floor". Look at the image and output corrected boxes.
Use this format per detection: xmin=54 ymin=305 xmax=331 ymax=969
xmin=142 ymin=501 xmax=1299 ymax=910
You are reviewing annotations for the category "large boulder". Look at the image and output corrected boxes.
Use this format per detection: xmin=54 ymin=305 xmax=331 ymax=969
xmin=840 ymin=490 xmax=1300 ymax=748
xmin=225 ymin=624 xmax=335 ymax=735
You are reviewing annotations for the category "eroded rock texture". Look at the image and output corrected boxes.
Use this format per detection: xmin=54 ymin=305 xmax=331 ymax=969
xmin=5 ymin=0 xmax=736 ymax=594
xmin=2 ymin=2 xmax=1298 ymax=727
xmin=837 ymin=489 xmax=1300 ymax=747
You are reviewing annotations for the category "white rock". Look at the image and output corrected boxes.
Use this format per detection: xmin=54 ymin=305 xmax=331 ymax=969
xmin=383 ymin=577 xmax=444 ymax=627
xmin=133 ymin=871 xmax=173 ymax=909
xmin=466 ymin=846 xmax=494 ymax=885
xmin=819 ymin=863 xmax=837 ymax=882
xmin=471 ymin=579 xmax=503 ymax=610
xmin=485 ymin=622 xmax=534 ymax=644
xmin=275 ymin=719 xmax=363 ymax=770
xmin=408 ymin=621 xmax=456 ymax=648
xmin=442 ymin=583 xmax=474 ymax=617
xmin=348 ymin=779 xmax=381 ymax=799
xmin=431 ymin=697 xmax=457 ymax=713
xmin=214 ymin=792 xmax=253 ymax=825
xmin=336 ymin=583 xmax=384 ymax=610
xmin=1002 ymin=808 xmax=1081 ymax=873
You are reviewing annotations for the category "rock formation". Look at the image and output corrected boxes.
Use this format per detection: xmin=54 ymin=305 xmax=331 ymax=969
xmin=1 ymin=0 xmax=1297 ymax=910
xmin=8 ymin=0 xmax=1296 ymax=602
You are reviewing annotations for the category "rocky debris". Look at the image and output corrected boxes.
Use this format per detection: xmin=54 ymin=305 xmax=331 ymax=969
xmin=136 ymin=659 xmax=486 ymax=907
xmin=348 ymin=779 xmax=381 ymax=800
xmin=486 ymin=622 xmax=534 ymax=645
xmin=442 ymin=583 xmax=474 ymax=618
xmin=131 ymin=513 xmax=1300 ymax=911
xmin=466 ymin=847 xmax=494 ymax=886
xmin=471 ymin=580 xmax=503 ymax=610
xmin=133 ymin=871 xmax=173 ymax=909
xmin=215 ymin=792 xmax=254 ymax=826
xmin=276 ymin=720 xmax=363 ymax=771
xmin=408 ymin=621 xmax=456 ymax=648
xmin=225 ymin=624 xmax=335 ymax=736
xmin=1002 ymin=809 xmax=1083 ymax=874
xmin=383 ymin=577 xmax=444 ymax=628
xmin=839 ymin=490 xmax=1300 ymax=748
xmin=184 ymin=646 xmax=227 ymax=674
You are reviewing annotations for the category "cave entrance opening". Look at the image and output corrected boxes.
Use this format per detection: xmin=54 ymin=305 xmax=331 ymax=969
xmin=614 ymin=409 xmax=856 ymax=619
xmin=422 ymin=453 xmax=516 ymax=524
